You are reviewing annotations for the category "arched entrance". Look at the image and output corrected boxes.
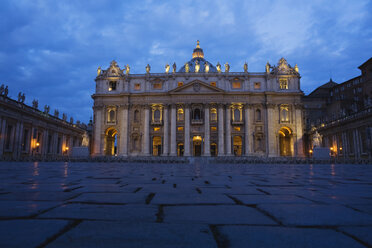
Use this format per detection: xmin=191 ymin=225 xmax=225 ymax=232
xmin=105 ymin=128 xmax=118 ymax=156
xmin=279 ymin=127 xmax=292 ymax=156
xmin=233 ymin=136 xmax=242 ymax=156
xmin=210 ymin=142 xmax=217 ymax=156
xmin=193 ymin=136 xmax=202 ymax=156
xmin=152 ymin=136 xmax=162 ymax=156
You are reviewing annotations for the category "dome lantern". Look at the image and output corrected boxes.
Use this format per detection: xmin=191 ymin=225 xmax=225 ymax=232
xmin=192 ymin=40 xmax=204 ymax=59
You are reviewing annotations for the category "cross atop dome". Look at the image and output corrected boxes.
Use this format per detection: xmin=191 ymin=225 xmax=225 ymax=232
xmin=192 ymin=40 xmax=204 ymax=59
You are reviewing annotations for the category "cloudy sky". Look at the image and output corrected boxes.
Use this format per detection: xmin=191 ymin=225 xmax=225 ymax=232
xmin=1 ymin=0 xmax=371 ymax=123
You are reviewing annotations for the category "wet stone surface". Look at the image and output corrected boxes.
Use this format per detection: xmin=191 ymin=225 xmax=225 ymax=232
xmin=0 ymin=161 xmax=371 ymax=247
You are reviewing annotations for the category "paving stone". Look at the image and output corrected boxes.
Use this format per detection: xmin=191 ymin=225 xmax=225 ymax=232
xmin=151 ymin=192 xmax=234 ymax=204
xmin=38 ymin=203 xmax=158 ymax=222
xmin=231 ymin=194 xmax=313 ymax=204
xmin=163 ymin=205 xmax=276 ymax=224
xmin=0 ymin=191 xmax=79 ymax=202
xmin=258 ymin=204 xmax=372 ymax=226
xmin=69 ymin=192 xmax=148 ymax=204
xmin=218 ymin=226 xmax=365 ymax=248
xmin=348 ymin=204 xmax=372 ymax=214
xmin=0 ymin=219 xmax=70 ymax=248
xmin=48 ymin=222 xmax=217 ymax=248
xmin=0 ymin=200 xmax=60 ymax=218
xmin=339 ymin=226 xmax=372 ymax=246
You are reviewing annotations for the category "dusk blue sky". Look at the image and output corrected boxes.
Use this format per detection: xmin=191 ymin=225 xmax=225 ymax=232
xmin=1 ymin=0 xmax=371 ymax=123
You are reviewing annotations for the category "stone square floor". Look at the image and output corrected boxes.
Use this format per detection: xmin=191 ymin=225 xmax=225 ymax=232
xmin=0 ymin=161 xmax=371 ymax=247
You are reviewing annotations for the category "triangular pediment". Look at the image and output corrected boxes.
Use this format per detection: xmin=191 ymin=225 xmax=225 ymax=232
xmin=169 ymin=80 xmax=225 ymax=94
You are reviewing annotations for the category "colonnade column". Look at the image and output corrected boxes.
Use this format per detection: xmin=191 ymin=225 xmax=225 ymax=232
xmin=204 ymin=104 xmax=210 ymax=156
xmin=218 ymin=104 xmax=225 ymax=156
xmin=184 ymin=104 xmax=191 ymax=156
xmin=143 ymin=105 xmax=150 ymax=155
xmin=162 ymin=105 xmax=169 ymax=156
xmin=225 ymin=105 xmax=232 ymax=156
xmin=170 ymin=104 xmax=177 ymax=156
xmin=244 ymin=104 xmax=250 ymax=156
xmin=119 ymin=104 xmax=128 ymax=156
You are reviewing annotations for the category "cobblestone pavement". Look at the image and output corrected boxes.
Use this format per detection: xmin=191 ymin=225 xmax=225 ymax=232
xmin=0 ymin=161 xmax=372 ymax=248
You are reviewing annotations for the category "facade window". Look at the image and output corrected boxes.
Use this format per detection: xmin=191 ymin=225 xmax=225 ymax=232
xmin=193 ymin=108 xmax=201 ymax=120
xmin=108 ymin=109 xmax=116 ymax=123
xmin=153 ymin=109 xmax=161 ymax=121
xmin=254 ymin=82 xmax=261 ymax=89
xmin=153 ymin=83 xmax=162 ymax=89
xmin=211 ymin=126 xmax=217 ymax=131
xmin=153 ymin=127 xmax=160 ymax=132
xmin=178 ymin=82 xmax=184 ymax=87
xmin=232 ymin=81 xmax=241 ymax=89
xmin=233 ymin=108 xmax=241 ymax=121
xmin=280 ymin=105 xmax=290 ymax=122
xmin=279 ymin=78 xmax=288 ymax=89
xmin=177 ymin=108 xmax=184 ymax=121
xmin=134 ymin=110 xmax=140 ymax=122
xmin=108 ymin=81 xmax=117 ymax=91
xmin=177 ymin=126 xmax=184 ymax=131
xmin=210 ymin=82 xmax=216 ymax=87
xmin=255 ymin=109 xmax=261 ymax=121
xmin=210 ymin=108 xmax=217 ymax=121
xmin=234 ymin=127 xmax=241 ymax=131
xmin=134 ymin=83 xmax=141 ymax=90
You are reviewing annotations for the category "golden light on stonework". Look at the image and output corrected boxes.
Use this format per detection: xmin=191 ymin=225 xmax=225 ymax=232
xmin=192 ymin=40 xmax=204 ymax=59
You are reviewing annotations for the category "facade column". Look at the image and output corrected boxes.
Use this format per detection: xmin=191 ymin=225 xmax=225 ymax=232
xmin=353 ymin=129 xmax=360 ymax=158
xmin=62 ymin=134 xmax=67 ymax=155
xmin=143 ymin=105 xmax=150 ymax=155
xmin=162 ymin=105 xmax=169 ymax=156
xmin=225 ymin=104 xmax=232 ymax=155
xmin=42 ymin=130 xmax=49 ymax=157
xmin=13 ymin=122 xmax=21 ymax=160
xmin=218 ymin=104 xmax=225 ymax=156
xmin=53 ymin=132 xmax=58 ymax=155
xmin=342 ymin=132 xmax=348 ymax=158
xmin=17 ymin=122 xmax=24 ymax=159
xmin=0 ymin=118 xmax=4 ymax=157
xmin=93 ymin=106 xmax=103 ymax=155
xmin=170 ymin=104 xmax=177 ymax=156
xmin=204 ymin=104 xmax=210 ymax=156
xmin=294 ymin=104 xmax=304 ymax=157
xmin=266 ymin=103 xmax=277 ymax=157
xmin=184 ymin=104 xmax=191 ymax=156
xmin=119 ymin=104 xmax=129 ymax=156
xmin=244 ymin=104 xmax=250 ymax=156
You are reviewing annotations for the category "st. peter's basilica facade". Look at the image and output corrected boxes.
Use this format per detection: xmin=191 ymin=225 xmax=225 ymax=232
xmin=92 ymin=41 xmax=304 ymax=157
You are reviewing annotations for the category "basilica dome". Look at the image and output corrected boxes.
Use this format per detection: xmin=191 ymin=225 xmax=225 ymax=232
xmin=178 ymin=41 xmax=217 ymax=73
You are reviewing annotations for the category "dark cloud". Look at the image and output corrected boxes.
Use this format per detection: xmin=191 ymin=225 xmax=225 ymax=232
xmin=0 ymin=0 xmax=371 ymax=122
